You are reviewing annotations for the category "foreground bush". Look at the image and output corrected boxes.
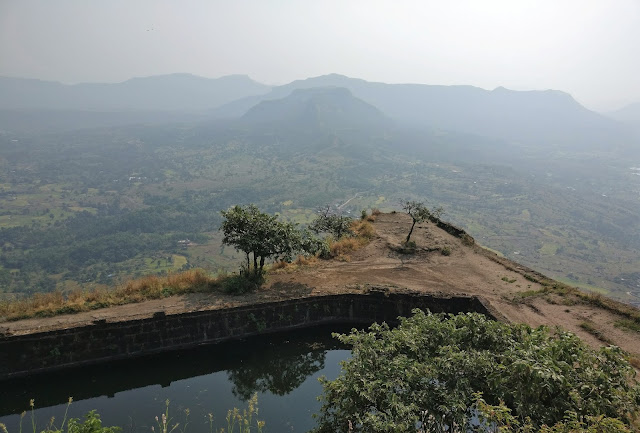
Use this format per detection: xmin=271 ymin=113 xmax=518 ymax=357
xmin=314 ymin=310 xmax=640 ymax=432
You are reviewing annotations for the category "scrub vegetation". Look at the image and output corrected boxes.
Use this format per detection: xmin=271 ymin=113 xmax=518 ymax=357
xmin=4 ymin=312 xmax=636 ymax=433
xmin=0 ymin=206 xmax=375 ymax=320
xmin=313 ymin=310 xmax=640 ymax=433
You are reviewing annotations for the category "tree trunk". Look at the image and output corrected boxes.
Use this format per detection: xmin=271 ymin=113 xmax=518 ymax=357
xmin=253 ymin=254 xmax=258 ymax=275
xmin=406 ymin=220 xmax=417 ymax=243
xmin=259 ymin=256 xmax=265 ymax=274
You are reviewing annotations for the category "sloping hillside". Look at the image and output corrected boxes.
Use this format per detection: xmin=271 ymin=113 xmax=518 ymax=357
xmin=3 ymin=213 xmax=638 ymax=362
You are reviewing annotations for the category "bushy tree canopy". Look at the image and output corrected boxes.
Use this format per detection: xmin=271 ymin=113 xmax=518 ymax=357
xmin=314 ymin=310 xmax=640 ymax=433
xmin=220 ymin=205 xmax=301 ymax=276
xmin=309 ymin=213 xmax=353 ymax=239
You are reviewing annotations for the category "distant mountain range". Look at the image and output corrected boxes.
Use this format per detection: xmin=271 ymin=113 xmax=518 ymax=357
xmin=1 ymin=73 xmax=637 ymax=153
xmin=215 ymin=74 xmax=631 ymax=150
xmin=0 ymin=73 xmax=271 ymax=111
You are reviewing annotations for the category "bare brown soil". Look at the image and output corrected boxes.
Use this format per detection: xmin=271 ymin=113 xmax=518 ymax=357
xmin=2 ymin=213 xmax=638 ymax=362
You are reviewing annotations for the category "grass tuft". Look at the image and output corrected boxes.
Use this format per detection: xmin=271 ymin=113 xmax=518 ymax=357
xmin=330 ymin=237 xmax=361 ymax=257
xmin=351 ymin=220 xmax=375 ymax=239
xmin=270 ymin=260 xmax=289 ymax=271
xmin=324 ymin=220 xmax=376 ymax=260
xmin=579 ymin=320 xmax=614 ymax=345
xmin=294 ymin=254 xmax=317 ymax=266
xmin=615 ymin=319 xmax=640 ymax=333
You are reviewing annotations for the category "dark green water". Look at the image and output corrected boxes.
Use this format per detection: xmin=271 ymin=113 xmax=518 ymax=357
xmin=0 ymin=324 xmax=355 ymax=433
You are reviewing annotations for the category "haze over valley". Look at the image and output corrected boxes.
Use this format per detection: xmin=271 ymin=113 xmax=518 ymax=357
xmin=3 ymin=3 xmax=640 ymax=431
xmin=0 ymin=71 xmax=639 ymax=307
xmin=1 ymin=0 xmax=640 ymax=307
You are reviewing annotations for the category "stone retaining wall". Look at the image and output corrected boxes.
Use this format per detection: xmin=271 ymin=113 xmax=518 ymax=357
xmin=0 ymin=291 xmax=496 ymax=380
xmin=429 ymin=216 xmax=473 ymax=242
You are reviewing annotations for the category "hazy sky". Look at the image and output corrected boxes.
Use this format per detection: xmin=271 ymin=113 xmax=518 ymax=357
xmin=1 ymin=0 xmax=638 ymax=111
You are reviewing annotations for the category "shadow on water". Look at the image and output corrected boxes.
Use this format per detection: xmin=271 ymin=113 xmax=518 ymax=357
xmin=0 ymin=323 xmax=359 ymax=433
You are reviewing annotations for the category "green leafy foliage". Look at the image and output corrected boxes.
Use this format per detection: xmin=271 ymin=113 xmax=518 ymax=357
xmin=475 ymin=397 xmax=633 ymax=433
xmin=222 ymin=269 xmax=265 ymax=295
xmin=62 ymin=411 xmax=121 ymax=433
xmin=300 ymin=228 xmax=331 ymax=258
xmin=309 ymin=213 xmax=354 ymax=240
xmin=313 ymin=310 xmax=640 ymax=433
xmin=401 ymin=200 xmax=443 ymax=244
xmin=221 ymin=204 xmax=302 ymax=277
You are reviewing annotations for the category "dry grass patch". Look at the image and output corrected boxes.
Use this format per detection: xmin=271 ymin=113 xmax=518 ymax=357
xmin=327 ymin=220 xmax=376 ymax=260
xmin=330 ymin=237 xmax=361 ymax=257
xmin=269 ymin=260 xmax=290 ymax=271
xmin=351 ymin=219 xmax=375 ymax=239
xmin=0 ymin=269 xmax=222 ymax=322
xmin=294 ymin=254 xmax=318 ymax=266
xmin=268 ymin=255 xmax=319 ymax=273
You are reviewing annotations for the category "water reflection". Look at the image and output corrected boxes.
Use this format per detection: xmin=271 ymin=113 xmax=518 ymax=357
xmin=228 ymin=342 xmax=329 ymax=400
xmin=0 ymin=324 xmax=355 ymax=433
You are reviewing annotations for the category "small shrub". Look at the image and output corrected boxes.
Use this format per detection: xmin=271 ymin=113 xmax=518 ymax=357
xmin=501 ymin=276 xmax=517 ymax=283
xmin=441 ymin=246 xmax=451 ymax=256
xmin=222 ymin=271 xmax=264 ymax=295
xmin=65 ymin=410 xmax=121 ymax=433
xmin=360 ymin=209 xmax=368 ymax=220
xmin=461 ymin=233 xmax=475 ymax=246
xmin=300 ymin=230 xmax=330 ymax=258
xmin=398 ymin=240 xmax=417 ymax=255
xmin=371 ymin=208 xmax=381 ymax=216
